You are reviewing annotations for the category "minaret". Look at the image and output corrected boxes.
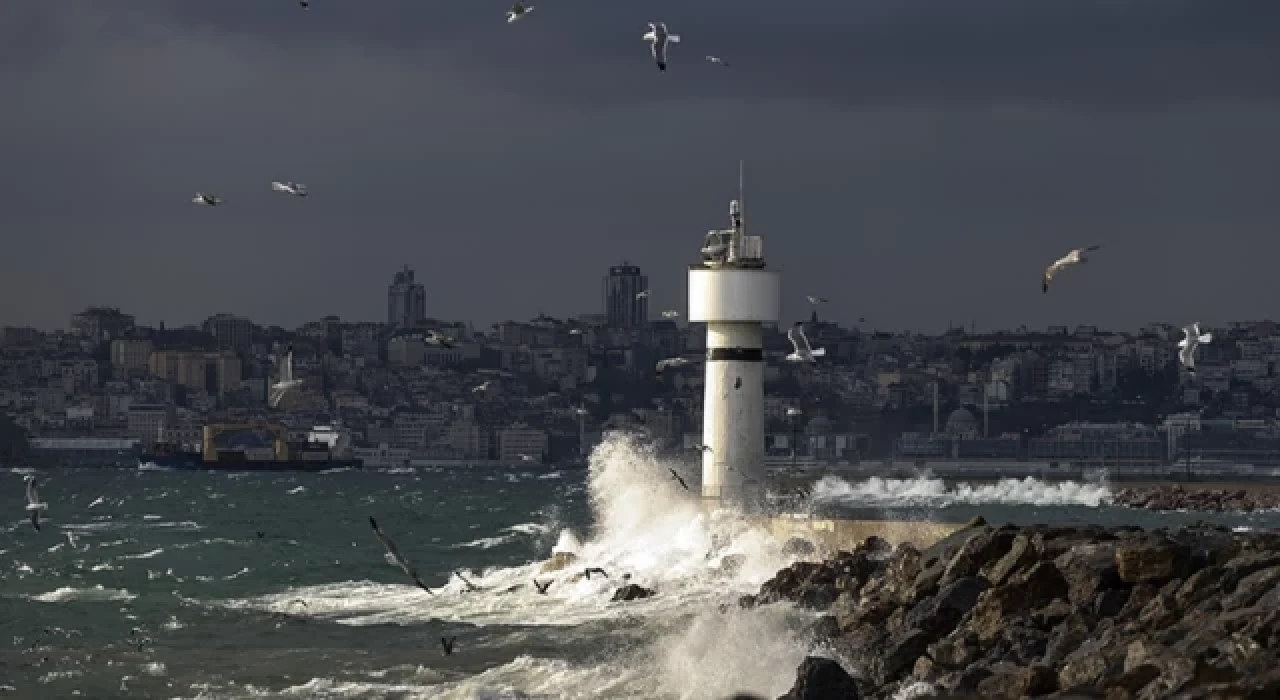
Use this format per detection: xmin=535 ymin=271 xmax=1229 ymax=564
xmin=688 ymin=165 xmax=781 ymax=511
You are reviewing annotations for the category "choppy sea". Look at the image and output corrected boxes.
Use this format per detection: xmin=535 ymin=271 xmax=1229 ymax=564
xmin=4 ymin=435 xmax=1279 ymax=699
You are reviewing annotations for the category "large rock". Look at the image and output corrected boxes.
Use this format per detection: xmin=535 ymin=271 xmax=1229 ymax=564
xmin=1115 ymin=539 xmax=1191 ymax=584
xmin=777 ymin=657 xmax=860 ymax=700
xmin=969 ymin=562 xmax=1070 ymax=641
xmin=1055 ymin=543 xmax=1124 ymax=607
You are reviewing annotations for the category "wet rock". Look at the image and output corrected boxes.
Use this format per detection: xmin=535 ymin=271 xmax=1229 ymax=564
xmin=1056 ymin=543 xmax=1124 ymax=607
xmin=610 ymin=584 xmax=654 ymax=602
xmin=976 ymin=662 xmax=1056 ymax=699
xmin=1115 ymin=539 xmax=1191 ymax=584
xmin=777 ymin=656 xmax=860 ymax=700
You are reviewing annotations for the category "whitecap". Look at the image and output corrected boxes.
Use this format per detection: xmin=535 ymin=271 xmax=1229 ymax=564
xmin=810 ymin=474 xmax=1113 ymax=508
xmin=31 ymin=585 xmax=136 ymax=603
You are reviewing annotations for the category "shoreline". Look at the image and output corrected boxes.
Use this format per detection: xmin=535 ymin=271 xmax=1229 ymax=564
xmin=761 ymin=518 xmax=1280 ymax=699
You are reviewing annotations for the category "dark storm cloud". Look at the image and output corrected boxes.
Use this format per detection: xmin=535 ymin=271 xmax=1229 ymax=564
xmin=1 ymin=0 xmax=1279 ymax=332
xmin=79 ymin=0 xmax=1280 ymax=108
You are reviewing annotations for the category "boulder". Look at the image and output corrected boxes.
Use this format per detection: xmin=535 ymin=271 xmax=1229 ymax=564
xmin=777 ymin=657 xmax=860 ymax=700
xmin=1115 ymin=539 xmax=1191 ymax=584
xmin=903 ymin=576 xmax=989 ymax=640
xmin=1055 ymin=543 xmax=1124 ymax=606
xmin=975 ymin=663 xmax=1056 ymax=699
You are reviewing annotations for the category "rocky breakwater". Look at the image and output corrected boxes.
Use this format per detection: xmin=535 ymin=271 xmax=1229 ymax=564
xmin=1114 ymin=485 xmax=1280 ymax=513
xmin=747 ymin=518 xmax=1280 ymax=699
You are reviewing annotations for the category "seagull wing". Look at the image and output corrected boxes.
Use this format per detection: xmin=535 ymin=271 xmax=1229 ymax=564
xmin=1085 ymin=244 xmax=1102 ymax=252
xmin=30 ymin=510 xmax=40 ymax=531
xmin=787 ymin=326 xmax=803 ymax=354
xmin=26 ymin=478 xmax=37 ymax=506
xmin=793 ymin=326 xmax=814 ymax=354
xmin=369 ymin=517 xmax=435 ymax=594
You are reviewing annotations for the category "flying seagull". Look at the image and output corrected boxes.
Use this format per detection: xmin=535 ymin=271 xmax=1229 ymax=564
xmin=569 ymin=328 xmax=583 ymax=335
xmin=269 ymin=345 xmax=304 ymax=408
xmin=583 ymin=567 xmax=609 ymax=580
xmin=668 ymin=468 xmax=690 ymax=491
xmin=271 ymin=181 xmax=308 ymax=197
xmin=507 ymin=0 xmax=534 ymax=22
xmin=453 ymin=570 xmax=480 ymax=592
xmin=518 ymin=454 xmax=536 ymax=463
xmin=425 ymin=330 xmax=455 ymax=349
xmin=192 ymin=193 xmax=223 ymax=206
xmin=785 ymin=323 xmax=825 ymax=363
xmin=368 ymin=517 xmax=435 ymax=595
xmin=642 ymin=22 xmax=680 ymax=71
xmin=441 ymin=636 xmax=457 ymax=656
xmin=532 ymin=579 xmax=553 ymax=594
xmin=692 ymin=444 xmax=713 ymax=453
xmin=472 ymin=380 xmax=492 ymax=393
xmin=24 ymin=476 xmax=47 ymax=531
xmin=656 ymin=357 xmax=690 ymax=372
xmin=705 ymin=56 xmax=729 ymax=67
xmin=635 ymin=290 xmax=650 ymax=300
xmin=1178 ymin=323 xmax=1213 ymax=374
xmin=661 ymin=310 xmax=680 ymax=319
xmin=1043 ymin=245 xmax=1101 ymax=293
xmin=806 ymin=296 xmax=828 ymax=304
xmin=298 ymin=0 xmax=310 ymax=8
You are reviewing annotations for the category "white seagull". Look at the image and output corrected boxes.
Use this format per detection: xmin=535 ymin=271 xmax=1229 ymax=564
xmin=24 ymin=476 xmax=47 ymax=532
xmin=269 ymin=345 xmax=304 ymax=408
xmin=507 ymin=0 xmax=534 ymax=23
xmin=518 ymin=454 xmax=536 ymax=463
xmin=1043 ymin=245 xmax=1101 ymax=293
xmin=635 ymin=290 xmax=650 ymax=300
xmin=661 ymin=310 xmax=680 ymax=318
xmin=705 ymin=55 xmax=729 ymax=67
xmin=569 ymin=328 xmax=583 ymax=335
xmin=271 ymin=181 xmax=308 ymax=197
xmin=656 ymin=357 xmax=691 ymax=372
xmin=192 ymin=193 xmax=223 ymax=206
xmin=807 ymin=296 xmax=828 ymax=305
xmin=425 ymin=330 xmax=455 ymax=349
xmin=642 ymin=22 xmax=680 ymax=71
xmin=785 ymin=323 xmax=825 ymax=363
xmin=472 ymin=380 xmax=492 ymax=393
xmin=1178 ymin=323 xmax=1213 ymax=374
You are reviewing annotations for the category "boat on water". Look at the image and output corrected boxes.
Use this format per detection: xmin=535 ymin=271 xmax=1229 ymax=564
xmin=138 ymin=423 xmax=362 ymax=472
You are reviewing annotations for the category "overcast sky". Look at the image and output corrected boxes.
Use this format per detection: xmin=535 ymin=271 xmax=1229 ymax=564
xmin=2 ymin=0 xmax=1278 ymax=333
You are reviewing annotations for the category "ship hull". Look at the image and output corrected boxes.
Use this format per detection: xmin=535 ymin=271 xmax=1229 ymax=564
xmin=139 ymin=453 xmax=362 ymax=472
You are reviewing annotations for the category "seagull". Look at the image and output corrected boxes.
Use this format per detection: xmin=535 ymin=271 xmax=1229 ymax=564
xmin=785 ymin=323 xmax=825 ymax=363
xmin=518 ymin=454 xmax=536 ymax=463
xmin=785 ymin=407 xmax=803 ymax=417
xmin=668 ymin=468 xmax=690 ymax=491
xmin=441 ymin=636 xmax=457 ymax=656
xmin=298 ymin=0 xmax=310 ymax=7
xmin=24 ymin=476 xmax=47 ymax=531
xmin=271 ymin=181 xmax=308 ymax=197
xmin=368 ymin=517 xmax=435 ymax=595
xmin=1178 ymin=323 xmax=1213 ymax=374
xmin=472 ymin=381 xmax=492 ymax=393
xmin=192 ymin=193 xmax=223 ymax=206
xmin=705 ymin=55 xmax=729 ymax=67
xmin=635 ymin=290 xmax=650 ymax=300
xmin=507 ymin=0 xmax=534 ymax=22
xmin=583 ymin=567 xmax=609 ymax=580
xmin=1042 ymin=245 xmax=1101 ymax=293
xmin=692 ymin=444 xmax=713 ymax=453
xmin=656 ymin=357 xmax=690 ymax=372
xmin=642 ymin=22 xmax=680 ymax=71
xmin=569 ymin=328 xmax=583 ymax=335
xmin=269 ymin=345 xmax=304 ymax=408
xmin=806 ymin=296 xmax=829 ymax=305
xmin=425 ymin=330 xmax=455 ymax=349
xmin=453 ymin=570 xmax=480 ymax=592
xmin=662 ymin=310 xmax=680 ymax=319
xmin=532 ymin=579 xmax=553 ymax=594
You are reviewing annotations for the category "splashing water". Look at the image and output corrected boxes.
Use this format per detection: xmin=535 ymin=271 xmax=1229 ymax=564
xmin=810 ymin=474 xmax=1114 ymax=508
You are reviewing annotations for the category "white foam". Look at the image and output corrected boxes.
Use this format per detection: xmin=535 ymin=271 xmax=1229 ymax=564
xmin=213 ymin=434 xmax=807 ymax=698
xmin=31 ymin=585 xmax=136 ymax=603
xmin=810 ymin=474 xmax=1113 ymax=508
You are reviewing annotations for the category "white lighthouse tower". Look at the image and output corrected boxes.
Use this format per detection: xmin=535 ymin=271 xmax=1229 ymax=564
xmin=687 ymin=171 xmax=780 ymax=511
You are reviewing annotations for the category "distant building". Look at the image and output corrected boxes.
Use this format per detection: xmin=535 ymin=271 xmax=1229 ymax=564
xmin=148 ymin=351 xmax=243 ymax=396
xmin=111 ymin=338 xmax=153 ymax=375
xmin=203 ymin=314 xmax=255 ymax=352
xmin=497 ymin=426 xmax=548 ymax=464
xmin=387 ymin=266 xmax=426 ymax=327
xmin=71 ymin=307 xmax=135 ymax=340
xmin=603 ymin=262 xmax=648 ymax=329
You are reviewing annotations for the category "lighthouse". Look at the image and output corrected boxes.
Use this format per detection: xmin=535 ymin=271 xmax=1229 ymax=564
xmin=687 ymin=182 xmax=780 ymax=511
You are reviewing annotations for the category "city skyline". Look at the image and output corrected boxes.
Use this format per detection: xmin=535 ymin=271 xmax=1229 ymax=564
xmin=2 ymin=2 xmax=1279 ymax=332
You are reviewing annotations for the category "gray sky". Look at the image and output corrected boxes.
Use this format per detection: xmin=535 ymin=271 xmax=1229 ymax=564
xmin=2 ymin=0 xmax=1278 ymax=333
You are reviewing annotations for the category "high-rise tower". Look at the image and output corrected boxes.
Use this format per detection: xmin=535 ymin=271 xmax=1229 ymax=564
xmin=603 ymin=263 xmax=649 ymax=328
xmin=687 ymin=171 xmax=780 ymax=511
xmin=387 ymin=266 xmax=426 ymax=327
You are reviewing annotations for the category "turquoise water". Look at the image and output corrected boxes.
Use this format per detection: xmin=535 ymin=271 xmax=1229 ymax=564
xmin=4 ymin=453 xmax=1278 ymax=699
